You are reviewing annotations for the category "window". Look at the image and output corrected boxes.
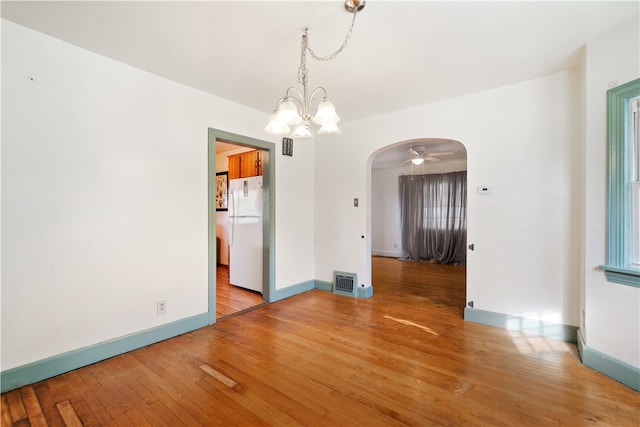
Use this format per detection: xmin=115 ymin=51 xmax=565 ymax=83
xmin=601 ymin=78 xmax=640 ymax=287
xmin=631 ymin=95 xmax=640 ymax=268
xmin=399 ymin=171 xmax=467 ymax=265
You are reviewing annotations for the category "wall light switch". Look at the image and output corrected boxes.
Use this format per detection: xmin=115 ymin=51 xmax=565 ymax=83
xmin=478 ymin=185 xmax=494 ymax=195
xmin=282 ymin=137 xmax=293 ymax=156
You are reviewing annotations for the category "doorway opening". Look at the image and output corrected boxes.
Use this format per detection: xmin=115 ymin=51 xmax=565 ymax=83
xmin=208 ymin=129 xmax=275 ymax=324
xmin=369 ymin=138 xmax=468 ymax=315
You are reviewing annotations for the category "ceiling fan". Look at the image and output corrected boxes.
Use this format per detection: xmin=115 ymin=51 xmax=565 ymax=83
xmin=401 ymin=146 xmax=453 ymax=165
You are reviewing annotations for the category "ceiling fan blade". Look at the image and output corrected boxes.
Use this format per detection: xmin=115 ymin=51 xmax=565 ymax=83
xmin=400 ymin=159 xmax=412 ymax=165
xmin=425 ymin=156 xmax=442 ymax=162
xmin=428 ymin=151 xmax=454 ymax=157
xmin=409 ymin=148 xmax=420 ymax=156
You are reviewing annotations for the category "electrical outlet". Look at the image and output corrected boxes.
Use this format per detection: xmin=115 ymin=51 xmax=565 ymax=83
xmin=157 ymin=300 xmax=167 ymax=315
xmin=393 ymin=243 xmax=398 ymax=249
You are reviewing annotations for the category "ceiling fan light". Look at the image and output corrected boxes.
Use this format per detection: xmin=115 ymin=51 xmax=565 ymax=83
xmin=317 ymin=121 xmax=341 ymax=135
xmin=411 ymin=158 xmax=424 ymax=165
xmin=264 ymin=112 xmax=291 ymax=136
xmin=291 ymin=123 xmax=313 ymax=139
xmin=312 ymin=99 xmax=340 ymax=125
xmin=277 ymin=100 xmax=302 ymax=125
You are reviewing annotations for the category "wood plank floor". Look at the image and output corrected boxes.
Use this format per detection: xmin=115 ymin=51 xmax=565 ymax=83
xmin=216 ymin=265 xmax=264 ymax=319
xmin=3 ymin=256 xmax=639 ymax=426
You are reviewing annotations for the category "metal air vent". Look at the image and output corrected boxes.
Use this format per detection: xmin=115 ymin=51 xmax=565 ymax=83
xmin=333 ymin=271 xmax=357 ymax=297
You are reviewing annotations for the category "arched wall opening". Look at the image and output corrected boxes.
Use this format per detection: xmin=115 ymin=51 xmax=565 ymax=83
xmin=366 ymin=137 xmax=468 ymax=311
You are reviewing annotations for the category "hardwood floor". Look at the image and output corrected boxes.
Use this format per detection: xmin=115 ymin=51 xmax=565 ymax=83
xmin=3 ymin=257 xmax=638 ymax=426
xmin=216 ymin=265 xmax=264 ymax=319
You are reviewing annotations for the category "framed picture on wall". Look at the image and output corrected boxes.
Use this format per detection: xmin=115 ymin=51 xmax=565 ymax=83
xmin=216 ymin=172 xmax=228 ymax=211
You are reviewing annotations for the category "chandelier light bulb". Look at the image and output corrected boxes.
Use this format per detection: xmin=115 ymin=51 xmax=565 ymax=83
xmin=291 ymin=123 xmax=313 ymax=139
xmin=276 ymin=100 xmax=302 ymax=125
xmin=317 ymin=121 xmax=341 ymax=135
xmin=264 ymin=112 xmax=290 ymax=136
xmin=312 ymin=99 xmax=340 ymax=125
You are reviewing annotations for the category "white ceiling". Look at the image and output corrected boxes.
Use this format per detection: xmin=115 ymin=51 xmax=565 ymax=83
xmin=2 ymin=1 xmax=638 ymax=165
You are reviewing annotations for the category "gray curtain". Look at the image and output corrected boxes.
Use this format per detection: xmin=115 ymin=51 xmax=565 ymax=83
xmin=399 ymin=171 xmax=467 ymax=265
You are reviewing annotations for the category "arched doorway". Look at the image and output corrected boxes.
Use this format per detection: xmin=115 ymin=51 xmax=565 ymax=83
xmin=368 ymin=138 xmax=468 ymax=314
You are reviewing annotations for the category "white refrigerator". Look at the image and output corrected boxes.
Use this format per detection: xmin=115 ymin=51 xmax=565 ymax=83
xmin=228 ymin=176 xmax=263 ymax=293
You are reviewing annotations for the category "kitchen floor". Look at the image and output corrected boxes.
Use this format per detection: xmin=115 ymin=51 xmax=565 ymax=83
xmin=216 ymin=265 xmax=264 ymax=319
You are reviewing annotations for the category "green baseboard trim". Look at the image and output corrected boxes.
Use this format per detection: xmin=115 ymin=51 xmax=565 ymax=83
xmin=582 ymin=344 xmax=640 ymax=391
xmin=464 ymin=307 xmax=577 ymax=343
xmin=357 ymin=286 xmax=374 ymax=298
xmin=313 ymin=280 xmax=373 ymax=298
xmin=1 ymin=278 xmax=374 ymax=393
xmin=1 ymin=312 xmax=209 ymax=393
xmin=314 ymin=280 xmax=333 ymax=292
xmin=465 ymin=308 xmax=639 ymax=391
xmin=270 ymin=280 xmax=315 ymax=302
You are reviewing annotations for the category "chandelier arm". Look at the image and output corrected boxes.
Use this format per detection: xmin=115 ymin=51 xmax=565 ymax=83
xmin=283 ymin=87 xmax=309 ymax=120
xmin=308 ymin=87 xmax=329 ymax=110
xmin=272 ymin=95 xmax=289 ymax=111
xmin=284 ymin=87 xmax=305 ymax=103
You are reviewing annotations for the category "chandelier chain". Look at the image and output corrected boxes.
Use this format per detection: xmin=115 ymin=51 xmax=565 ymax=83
xmin=307 ymin=9 xmax=358 ymax=62
xmin=297 ymin=33 xmax=309 ymax=85
xmin=297 ymin=7 xmax=359 ymax=85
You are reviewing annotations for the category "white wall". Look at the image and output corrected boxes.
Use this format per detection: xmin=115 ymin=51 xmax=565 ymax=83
xmin=371 ymin=167 xmax=403 ymax=258
xmin=1 ymin=20 xmax=315 ymax=370
xmin=371 ymin=158 xmax=467 ymax=258
xmin=584 ymin=18 xmax=640 ymax=367
xmin=315 ymin=69 xmax=582 ymax=328
xmin=273 ymin=138 xmax=316 ymax=288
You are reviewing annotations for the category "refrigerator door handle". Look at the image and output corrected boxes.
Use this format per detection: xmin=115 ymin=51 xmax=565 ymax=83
xmin=229 ymin=188 xmax=235 ymax=246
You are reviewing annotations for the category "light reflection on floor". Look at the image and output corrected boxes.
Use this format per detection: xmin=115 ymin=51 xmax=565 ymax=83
xmin=383 ymin=315 xmax=440 ymax=336
xmin=507 ymin=329 xmax=574 ymax=355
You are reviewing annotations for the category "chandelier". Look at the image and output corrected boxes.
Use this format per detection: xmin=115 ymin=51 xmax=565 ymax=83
xmin=265 ymin=0 xmax=365 ymax=139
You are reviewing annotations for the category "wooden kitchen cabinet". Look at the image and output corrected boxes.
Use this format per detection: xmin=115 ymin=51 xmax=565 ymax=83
xmin=227 ymin=155 xmax=241 ymax=180
xmin=228 ymin=150 xmax=262 ymax=179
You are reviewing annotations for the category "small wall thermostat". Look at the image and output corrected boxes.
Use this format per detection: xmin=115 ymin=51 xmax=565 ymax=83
xmin=478 ymin=185 xmax=494 ymax=195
